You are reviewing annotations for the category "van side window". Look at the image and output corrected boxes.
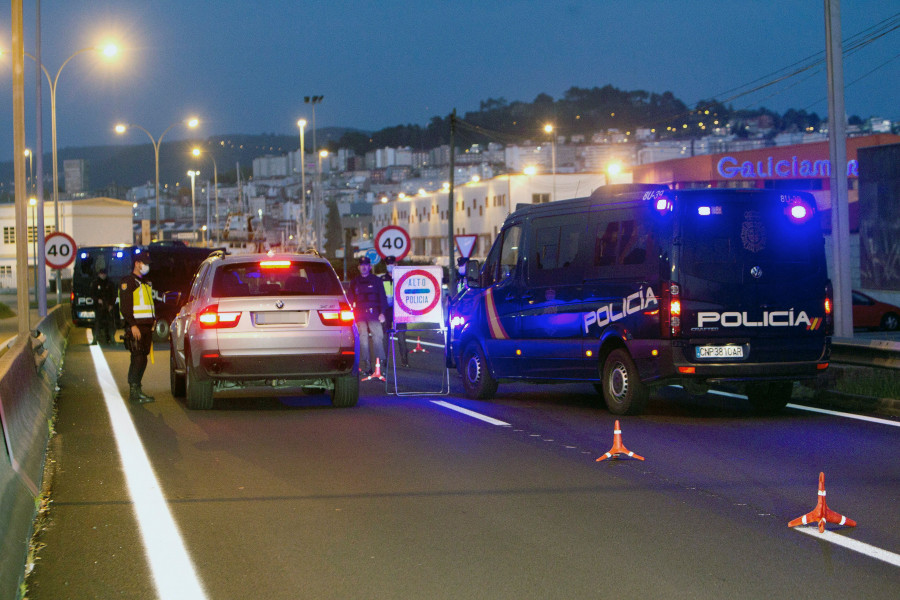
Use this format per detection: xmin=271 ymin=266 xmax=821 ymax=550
xmin=484 ymin=225 xmax=522 ymax=286
xmin=530 ymin=218 xmax=583 ymax=285
xmin=590 ymin=218 xmax=653 ymax=277
xmin=499 ymin=226 xmax=521 ymax=281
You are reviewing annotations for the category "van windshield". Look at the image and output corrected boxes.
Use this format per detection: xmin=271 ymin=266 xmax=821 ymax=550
xmin=680 ymin=192 xmax=825 ymax=285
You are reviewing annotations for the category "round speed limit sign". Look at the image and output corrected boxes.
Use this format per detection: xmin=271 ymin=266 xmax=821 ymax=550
xmin=44 ymin=231 xmax=77 ymax=270
xmin=375 ymin=225 xmax=410 ymax=261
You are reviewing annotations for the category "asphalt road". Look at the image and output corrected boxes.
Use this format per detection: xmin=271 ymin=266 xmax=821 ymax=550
xmin=24 ymin=328 xmax=900 ymax=599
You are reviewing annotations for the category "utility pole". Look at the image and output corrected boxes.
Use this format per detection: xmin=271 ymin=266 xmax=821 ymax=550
xmin=825 ymin=0 xmax=852 ymax=337
xmin=35 ymin=0 xmax=47 ymax=316
xmin=12 ymin=0 xmax=29 ymax=336
xmin=447 ymin=109 xmax=457 ymax=293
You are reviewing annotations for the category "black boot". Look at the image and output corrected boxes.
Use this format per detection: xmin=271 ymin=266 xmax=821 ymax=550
xmin=129 ymin=384 xmax=155 ymax=403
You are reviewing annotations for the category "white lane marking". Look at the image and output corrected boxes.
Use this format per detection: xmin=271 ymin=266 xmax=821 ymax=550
xmin=786 ymin=403 xmax=900 ymax=427
xmin=696 ymin=387 xmax=900 ymax=428
xmin=405 ymin=339 xmax=444 ymax=349
xmin=430 ymin=400 xmax=511 ymax=426
xmin=795 ymin=527 xmax=900 ymax=567
xmin=90 ymin=345 xmax=209 ymax=600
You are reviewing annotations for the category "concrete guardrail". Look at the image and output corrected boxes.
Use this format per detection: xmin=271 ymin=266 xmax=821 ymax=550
xmin=0 ymin=305 xmax=70 ymax=600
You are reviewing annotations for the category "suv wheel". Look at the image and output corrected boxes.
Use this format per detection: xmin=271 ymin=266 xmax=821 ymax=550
xmin=186 ymin=359 xmax=214 ymax=410
xmin=462 ymin=342 xmax=498 ymax=400
xmin=169 ymin=344 xmax=186 ymax=398
xmin=331 ymin=374 xmax=359 ymax=407
xmin=601 ymin=349 xmax=648 ymax=415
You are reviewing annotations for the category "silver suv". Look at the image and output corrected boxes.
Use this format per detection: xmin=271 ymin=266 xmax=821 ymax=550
xmin=169 ymin=252 xmax=359 ymax=409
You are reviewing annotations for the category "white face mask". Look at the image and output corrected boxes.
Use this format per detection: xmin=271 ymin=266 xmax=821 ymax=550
xmin=386 ymin=265 xmax=394 ymax=275
xmin=139 ymin=264 xmax=150 ymax=276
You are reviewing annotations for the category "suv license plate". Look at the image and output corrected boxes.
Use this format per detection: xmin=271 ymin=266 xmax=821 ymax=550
xmin=696 ymin=345 xmax=744 ymax=359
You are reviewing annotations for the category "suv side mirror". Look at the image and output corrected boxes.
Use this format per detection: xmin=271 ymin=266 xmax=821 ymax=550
xmin=466 ymin=259 xmax=481 ymax=289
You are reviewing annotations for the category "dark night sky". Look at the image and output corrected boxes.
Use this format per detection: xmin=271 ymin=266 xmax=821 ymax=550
xmin=1 ymin=1 xmax=898 ymax=161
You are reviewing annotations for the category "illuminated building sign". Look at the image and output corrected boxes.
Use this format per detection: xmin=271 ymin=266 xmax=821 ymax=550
xmin=717 ymin=156 xmax=859 ymax=179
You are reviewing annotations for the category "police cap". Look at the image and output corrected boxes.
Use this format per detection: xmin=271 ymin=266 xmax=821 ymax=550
xmin=358 ymin=256 xmax=371 ymax=265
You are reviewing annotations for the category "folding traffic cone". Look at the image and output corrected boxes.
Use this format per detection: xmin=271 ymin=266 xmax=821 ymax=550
xmin=788 ymin=472 xmax=856 ymax=533
xmin=362 ymin=358 xmax=386 ymax=382
xmin=596 ymin=420 xmax=645 ymax=462
xmin=410 ymin=336 xmax=428 ymax=353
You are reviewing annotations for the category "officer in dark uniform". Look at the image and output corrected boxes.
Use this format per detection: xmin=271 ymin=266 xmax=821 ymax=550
xmin=89 ymin=268 xmax=116 ymax=344
xmin=347 ymin=256 xmax=387 ymax=376
xmin=119 ymin=250 xmax=156 ymax=403
xmin=455 ymin=256 xmax=469 ymax=296
xmin=381 ymin=256 xmax=409 ymax=367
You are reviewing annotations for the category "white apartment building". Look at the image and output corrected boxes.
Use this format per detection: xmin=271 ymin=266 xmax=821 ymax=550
xmin=0 ymin=197 xmax=133 ymax=289
xmin=371 ymin=172 xmax=607 ymax=264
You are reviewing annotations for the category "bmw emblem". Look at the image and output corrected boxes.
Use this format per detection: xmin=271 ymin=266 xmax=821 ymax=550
xmin=275 ymin=300 xmax=284 ymax=309
xmin=750 ymin=266 xmax=763 ymax=279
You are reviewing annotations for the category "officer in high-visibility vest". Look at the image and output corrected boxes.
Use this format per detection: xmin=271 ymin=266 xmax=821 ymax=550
xmin=119 ymin=250 xmax=156 ymax=403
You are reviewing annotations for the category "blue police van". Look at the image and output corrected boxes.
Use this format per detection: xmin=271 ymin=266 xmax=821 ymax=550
xmin=447 ymin=185 xmax=832 ymax=415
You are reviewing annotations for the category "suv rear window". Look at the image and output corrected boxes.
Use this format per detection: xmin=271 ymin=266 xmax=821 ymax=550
xmin=212 ymin=261 xmax=343 ymax=297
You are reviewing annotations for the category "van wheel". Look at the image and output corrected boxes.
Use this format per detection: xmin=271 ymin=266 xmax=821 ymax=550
xmin=602 ymin=349 xmax=648 ymax=415
xmin=462 ymin=342 xmax=498 ymax=400
xmin=154 ymin=319 xmax=170 ymax=341
xmin=746 ymin=381 xmax=792 ymax=413
xmin=331 ymin=374 xmax=359 ymax=407
xmin=186 ymin=361 xmax=214 ymax=410
xmin=169 ymin=346 xmax=186 ymax=398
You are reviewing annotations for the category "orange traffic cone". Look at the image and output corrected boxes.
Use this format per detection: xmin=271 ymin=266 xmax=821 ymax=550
xmin=362 ymin=358 xmax=386 ymax=382
xmin=596 ymin=420 xmax=645 ymax=462
xmin=410 ymin=336 xmax=428 ymax=353
xmin=788 ymin=472 xmax=856 ymax=533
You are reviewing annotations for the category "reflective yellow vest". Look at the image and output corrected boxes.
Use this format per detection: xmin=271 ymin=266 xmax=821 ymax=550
xmin=132 ymin=281 xmax=155 ymax=320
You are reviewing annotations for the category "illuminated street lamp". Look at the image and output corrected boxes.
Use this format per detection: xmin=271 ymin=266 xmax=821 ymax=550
xmin=192 ymin=147 xmax=219 ymax=244
xmin=187 ymin=170 xmax=200 ymax=242
xmin=24 ymin=149 xmax=32 ymax=194
xmin=116 ymin=117 xmax=200 ymax=238
xmin=316 ymin=149 xmax=329 ymax=249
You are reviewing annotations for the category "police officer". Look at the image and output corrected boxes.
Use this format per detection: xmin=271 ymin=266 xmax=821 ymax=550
xmin=119 ymin=251 xmax=155 ymax=403
xmin=455 ymin=256 xmax=469 ymax=296
xmin=381 ymin=256 xmax=409 ymax=367
xmin=347 ymin=256 xmax=387 ymax=376
xmin=89 ymin=268 xmax=115 ymax=345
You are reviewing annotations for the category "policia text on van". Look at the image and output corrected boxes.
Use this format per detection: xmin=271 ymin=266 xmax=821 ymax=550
xmin=447 ymin=185 xmax=832 ymax=415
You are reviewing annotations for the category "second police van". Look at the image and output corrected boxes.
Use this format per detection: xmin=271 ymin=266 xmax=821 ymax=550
xmin=447 ymin=185 xmax=832 ymax=415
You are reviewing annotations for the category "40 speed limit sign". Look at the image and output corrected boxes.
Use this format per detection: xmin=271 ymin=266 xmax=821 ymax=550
xmin=375 ymin=225 xmax=410 ymax=261
xmin=45 ymin=231 xmax=77 ymax=270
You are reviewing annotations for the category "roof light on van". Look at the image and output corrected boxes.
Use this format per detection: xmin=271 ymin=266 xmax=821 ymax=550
xmin=785 ymin=200 xmax=814 ymax=224
xmin=698 ymin=206 xmax=711 ymax=216
xmin=655 ymin=196 xmax=673 ymax=214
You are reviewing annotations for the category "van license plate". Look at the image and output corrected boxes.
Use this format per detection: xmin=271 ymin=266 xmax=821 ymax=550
xmin=696 ymin=345 xmax=744 ymax=359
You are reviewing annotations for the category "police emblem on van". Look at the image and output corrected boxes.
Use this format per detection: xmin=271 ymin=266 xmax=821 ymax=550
xmin=583 ymin=287 xmax=657 ymax=333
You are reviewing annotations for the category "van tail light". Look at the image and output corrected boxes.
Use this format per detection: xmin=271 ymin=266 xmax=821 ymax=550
xmin=660 ymin=281 xmax=681 ymax=338
xmin=319 ymin=302 xmax=355 ymax=326
xmin=824 ymin=280 xmax=834 ymax=335
xmin=198 ymin=304 xmax=242 ymax=329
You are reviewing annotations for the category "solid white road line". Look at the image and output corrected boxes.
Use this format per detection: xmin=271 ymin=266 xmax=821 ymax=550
xmin=90 ymin=346 xmax=208 ymax=600
xmin=785 ymin=403 xmax=900 ymax=427
xmin=795 ymin=527 xmax=900 ymax=567
xmin=430 ymin=400 xmax=511 ymax=426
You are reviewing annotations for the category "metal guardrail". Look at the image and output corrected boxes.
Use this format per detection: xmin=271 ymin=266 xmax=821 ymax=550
xmin=831 ymin=337 xmax=900 ymax=369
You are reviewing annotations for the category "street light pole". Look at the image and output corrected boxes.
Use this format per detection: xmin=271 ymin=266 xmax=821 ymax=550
xmin=305 ymin=96 xmax=323 ymax=249
xmin=116 ymin=118 xmax=199 ymax=239
xmin=192 ymin=148 xmax=219 ymax=243
xmin=188 ymin=170 xmax=200 ymax=243
xmin=297 ymin=119 xmax=307 ymax=247
xmin=544 ymin=123 xmax=556 ymax=201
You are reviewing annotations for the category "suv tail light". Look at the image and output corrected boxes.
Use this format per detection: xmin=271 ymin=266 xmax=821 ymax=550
xmin=660 ymin=281 xmax=681 ymax=338
xmin=319 ymin=302 xmax=354 ymax=326
xmin=824 ymin=280 xmax=834 ymax=335
xmin=198 ymin=304 xmax=242 ymax=329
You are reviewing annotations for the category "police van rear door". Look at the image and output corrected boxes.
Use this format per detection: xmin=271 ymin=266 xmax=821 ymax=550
xmin=677 ymin=190 xmax=828 ymax=364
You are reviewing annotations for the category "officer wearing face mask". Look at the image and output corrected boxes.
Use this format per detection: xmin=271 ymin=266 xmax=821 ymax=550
xmin=119 ymin=250 xmax=156 ymax=403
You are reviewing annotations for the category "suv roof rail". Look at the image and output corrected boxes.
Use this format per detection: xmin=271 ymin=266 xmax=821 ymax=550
xmin=301 ymin=247 xmax=321 ymax=257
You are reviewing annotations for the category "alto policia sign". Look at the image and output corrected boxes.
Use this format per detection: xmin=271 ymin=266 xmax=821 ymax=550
xmin=391 ymin=266 xmax=443 ymax=325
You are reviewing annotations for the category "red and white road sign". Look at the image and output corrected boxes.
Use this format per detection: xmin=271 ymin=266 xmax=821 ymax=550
xmin=454 ymin=234 xmax=477 ymax=259
xmin=392 ymin=266 xmax=444 ymax=324
xmin=375 ymin=225 xmax=410 ymax=261
xmin=44 ymin=231 xmax=77 ymax=270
